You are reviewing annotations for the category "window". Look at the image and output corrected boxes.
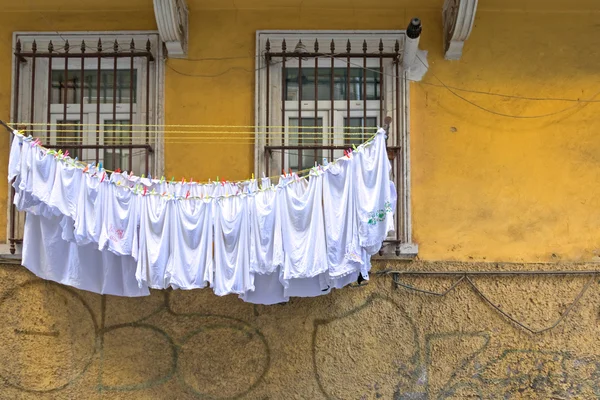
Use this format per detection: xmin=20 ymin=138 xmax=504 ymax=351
xmin=255 ymin=31 xmax=417 ymax=256
xmin=11 ymin=32 xmax=165 ymax=175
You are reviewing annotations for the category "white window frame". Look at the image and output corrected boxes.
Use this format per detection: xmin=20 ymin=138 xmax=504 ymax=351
xmin=10 ymin=31 xmax=165 ymax=177
xmin=255 ymin=30 xmax=417 ymax=255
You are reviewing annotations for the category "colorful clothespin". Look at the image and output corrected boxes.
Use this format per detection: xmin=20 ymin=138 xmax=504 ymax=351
xmin=185 ymin=190 xmax=190 ymax=199
xmin=83 ymin=165 xmax=89 ymax=173
xmin=141 ymin=174 xmax=145 ymax=179
xmin=323 ymin=158 xmax=328 ymax=166
xmin=143 ymin=186 xmax=148 ymax=196
xmin=160 ymin=176 xmax=165 ymax=184
xmin=289 ymin=168 xmax=293 ymax=177
xmin=100 ymin=171 xmax=106 ymax=183
xmin=221 ymin=179 xmax=225 ymax=187
xmin=190 ymin=177 xmax=194 ymax=184
xmin=148 ymin=174 xmax=152 ymax=180
xmin=64 ymin=150 xmax=69 ymax=158
xmin=170 ymin=176 xmax=175 ymax=184
xmin=251 ymin=173 xmax=254 ymax=180
xmin=343 ymin=149 xmax=348 ymax=158
xmin=352 ymin=144 xmax=357 ymax=151
xmin=115 ymin=168 xmax=121 ymax=173
xmin=181 ymin=177 xmax=186 ymax=184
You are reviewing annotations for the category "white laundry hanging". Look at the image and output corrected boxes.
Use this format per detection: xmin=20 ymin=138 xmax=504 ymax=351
xmin=213 ymin=183 xmax=254 ymax=296
xmin=7 ymin=128 xmax=395 ymax=302
xmin=240 ymin=178 xmax=288 ymax=305
xmin=135 ymin=194 xmax=173 ymax=289
xmin=353 ymin=132 xmax=396 ymax=255
xmin=23 ymin=212 xmax=149 ymax=297
xmin=168 ymin=196 xmax=214 ymax=290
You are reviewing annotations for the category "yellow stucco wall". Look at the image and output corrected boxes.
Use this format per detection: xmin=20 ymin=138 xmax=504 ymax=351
xmin=1 ymin=5 xmax=600 ymax=262
xmin=1 ymin=3 xmax=600 ymax=399
xmin=163 ymin=6 xmax=600 ymax=263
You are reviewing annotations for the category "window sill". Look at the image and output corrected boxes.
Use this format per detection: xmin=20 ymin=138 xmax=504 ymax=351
xmin=0 ymin=243 xmax=418 ymax=263
xmin=371 ymin=242 xmax=419 ymax=260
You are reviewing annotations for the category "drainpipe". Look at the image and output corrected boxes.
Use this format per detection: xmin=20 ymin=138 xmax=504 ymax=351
xmin=403 ymin=18 xmax=422 ymax=69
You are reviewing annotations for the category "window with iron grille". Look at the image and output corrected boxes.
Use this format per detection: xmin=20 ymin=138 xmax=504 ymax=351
xmin=7 ymin=31 xmax=164 ymax=254
xmin=11 ymin=32 xmax=164 ymax=175
xmin=255 ymin=31 xmax=417 ymax=256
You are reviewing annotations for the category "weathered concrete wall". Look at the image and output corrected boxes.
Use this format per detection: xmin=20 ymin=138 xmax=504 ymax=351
xmin=2 ymin=262 xmax=599 ymax=399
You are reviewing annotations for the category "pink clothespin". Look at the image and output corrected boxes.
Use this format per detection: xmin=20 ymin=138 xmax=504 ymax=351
xmin=185 ymin=190 xmax=190 ymax=199
xmin=64 ymin=150 xmax=69 ymax=158
xmin=100 ymin=171 xmax=106 ymax=183
xmin=143 ymin=186 xmax=148 ymax=196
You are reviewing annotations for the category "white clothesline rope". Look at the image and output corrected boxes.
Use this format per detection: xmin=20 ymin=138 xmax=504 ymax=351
xmin=11 ymin=122 xmax=377 ymax=129
xmin=8 ymin=125 xmax=384 ymax=201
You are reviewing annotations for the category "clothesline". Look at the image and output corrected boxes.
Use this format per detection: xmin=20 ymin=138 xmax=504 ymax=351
xmin=3 ymin=120 xmax=384 ymax=197
xmin=23 ymin=134 xmax=372 ymax=140
xmin=11 ymin=122 xmax=377 ymax=130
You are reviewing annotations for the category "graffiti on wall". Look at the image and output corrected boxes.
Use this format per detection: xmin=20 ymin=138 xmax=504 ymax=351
xmin=0 ymin=279 xmax=270 ymax=399
xmin=312 ymin=295 xmax=600 ymax=400
xmin=0 ymin=278 xmax=598 ymax=399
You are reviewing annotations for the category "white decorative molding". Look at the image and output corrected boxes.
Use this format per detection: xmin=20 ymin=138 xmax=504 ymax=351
xmin=153 ymin=0 xmax=188 ymax=58
xmin=442 ymin=0 xmax=478 ymax=60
